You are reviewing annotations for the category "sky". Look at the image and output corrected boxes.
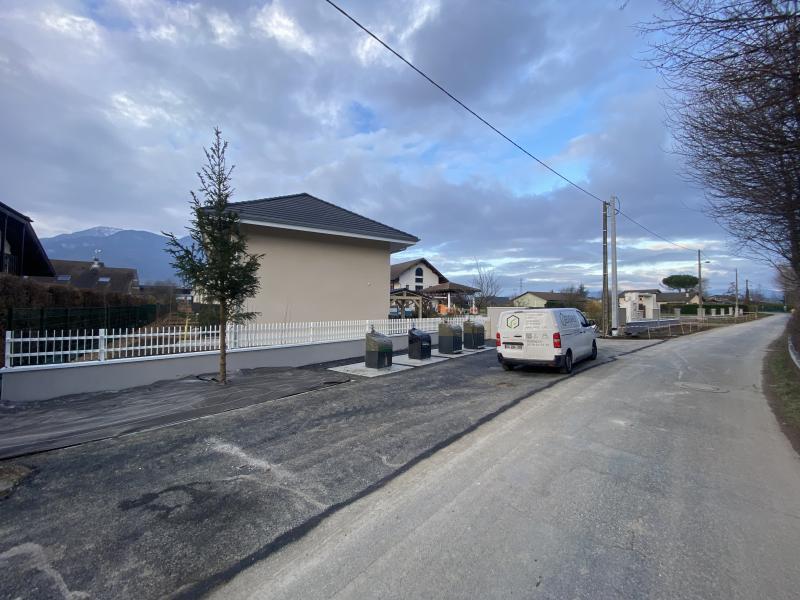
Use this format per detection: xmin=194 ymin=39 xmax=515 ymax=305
xmin=0 ymin=0 xmax=781 ymax=297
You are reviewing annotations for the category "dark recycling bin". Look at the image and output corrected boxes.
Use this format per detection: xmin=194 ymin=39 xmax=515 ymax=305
xmin=365 ymin=328 xmax=393 ymax=369
xmin=438 ymin=322 xmax=463 ymax=354
xmin=463 ymin=321 xmax=485 ymax=349
xmin=408 ymin=328 xmax=431 ymax=360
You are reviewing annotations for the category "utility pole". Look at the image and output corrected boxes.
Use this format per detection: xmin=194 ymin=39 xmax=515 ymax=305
xmin=610 ymin=196 xmax=619 ymax=336
xmin=697 ymin=250 xmax=703 ymax=320
xmin=602 ymin=201 xmax=609 ymax=336
xmin=734 ymin=268 xmax=739 ymax=320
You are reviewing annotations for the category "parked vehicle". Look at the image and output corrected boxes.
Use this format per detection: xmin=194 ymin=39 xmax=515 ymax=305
xmin=495 ymin=308 xmax=597 ymax=374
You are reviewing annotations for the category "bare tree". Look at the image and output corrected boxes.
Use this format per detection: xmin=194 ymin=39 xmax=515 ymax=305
xmin=471 ymin=260 xmax=502 ymax=310
xmin=644 ymin=1 xmax=800 ymax=283
xmin=558 ymin=284 xmax=589 ymax=309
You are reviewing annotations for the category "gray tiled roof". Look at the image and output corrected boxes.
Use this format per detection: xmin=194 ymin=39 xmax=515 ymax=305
xmin=227 ymin=193 xmax=419 ymax=244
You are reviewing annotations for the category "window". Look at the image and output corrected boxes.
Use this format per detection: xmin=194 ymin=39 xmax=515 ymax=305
xmin=56 ymin=275 xmax=71 ymax=282
xmin=414 ymin=267 xmax=423 ymax=284
xmin=415 ymin=285 xmax=423 ymax=291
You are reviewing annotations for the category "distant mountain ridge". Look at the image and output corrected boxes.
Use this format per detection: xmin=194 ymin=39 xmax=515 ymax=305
xmin=41 ymin=227 xmax=190 ymax=284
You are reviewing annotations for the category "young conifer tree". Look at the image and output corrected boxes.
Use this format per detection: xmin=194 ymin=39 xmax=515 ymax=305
xmin=164 ymin=128 xmax=262 ymax=383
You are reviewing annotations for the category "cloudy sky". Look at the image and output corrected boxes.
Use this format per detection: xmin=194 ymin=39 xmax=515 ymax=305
xmin=0 ymin=0 xmax=779 ymax=296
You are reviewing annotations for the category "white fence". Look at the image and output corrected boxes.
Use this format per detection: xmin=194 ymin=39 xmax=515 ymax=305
xmin=4 ymin=316 xmax=479 ymax=368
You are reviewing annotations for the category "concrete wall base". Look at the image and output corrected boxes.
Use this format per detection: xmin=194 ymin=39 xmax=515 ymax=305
xmin=1 ymin=332 xmax=437 ymax=403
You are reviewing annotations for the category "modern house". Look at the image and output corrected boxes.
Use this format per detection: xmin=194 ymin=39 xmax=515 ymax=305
xmin=43 ymin=258 xmax=140 ymax=294
xmin=512 ymin=291 xmax=575 ymax=308
xmin=228 ymin=193 xmax=419 ymax=322
xmin=0 ymin=201 xmax=55 ymax=277
xmin=619 ymin=289 xmax=660 ymax=321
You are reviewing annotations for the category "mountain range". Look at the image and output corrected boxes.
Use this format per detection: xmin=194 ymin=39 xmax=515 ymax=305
xmin=41 ymin=227 xmax=190 ymax=283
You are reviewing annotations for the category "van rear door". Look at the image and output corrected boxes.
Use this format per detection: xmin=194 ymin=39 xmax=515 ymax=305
xmin=521 ymin=310 xmax=556 ymax=361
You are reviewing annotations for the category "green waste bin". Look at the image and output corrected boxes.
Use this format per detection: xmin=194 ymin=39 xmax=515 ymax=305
xmin=365 ymin=328 xmax=393 ymax=369
xmin=463 ymin=321 xmax=485 ymax=349
xmin=438 ymin=322 xmax=463 ymax=354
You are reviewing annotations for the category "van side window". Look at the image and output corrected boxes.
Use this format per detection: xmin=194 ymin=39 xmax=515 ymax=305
xmin=579 ymin=313 xmax=590 ymax=327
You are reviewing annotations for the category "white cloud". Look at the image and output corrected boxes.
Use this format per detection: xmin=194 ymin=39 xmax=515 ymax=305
xmin=40 ymin=11 xmax=101 ymax=46
xmin=108 ymin=91 xmax=181 ymax=127
xmin=252 ymin=2 xmax=314 ymax=55
xmin=207 ymin=10 xmax=239 ymax=47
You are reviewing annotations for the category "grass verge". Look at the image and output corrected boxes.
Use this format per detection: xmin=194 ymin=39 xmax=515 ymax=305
xmin=764 ymin=317 xmax=800 ymax=455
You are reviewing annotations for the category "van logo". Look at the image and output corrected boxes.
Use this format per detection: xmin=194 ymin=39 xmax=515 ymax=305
xmin=506 ymin=315 xmax=520 ymax=329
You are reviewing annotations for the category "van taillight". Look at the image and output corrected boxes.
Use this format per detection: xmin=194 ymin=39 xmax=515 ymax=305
xmin=496 ymin=332 xmax=501 ymax=347
xmin=553 ymin=332 xmax=562 ymax=348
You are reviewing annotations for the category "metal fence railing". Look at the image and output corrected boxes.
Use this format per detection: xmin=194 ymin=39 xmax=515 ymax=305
xmin=4 ymin=316 xmax=480 ymax=368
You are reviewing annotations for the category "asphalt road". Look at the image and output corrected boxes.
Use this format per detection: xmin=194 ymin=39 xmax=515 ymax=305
xmin=211 ymin=314 xmax=800 ymax=600
xmin=0 ymin=338 xmax=655 ymax=599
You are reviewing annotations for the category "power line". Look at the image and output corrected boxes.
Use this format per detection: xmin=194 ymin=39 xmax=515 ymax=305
xmin=324 ymin=0 xmax=699 ymax=253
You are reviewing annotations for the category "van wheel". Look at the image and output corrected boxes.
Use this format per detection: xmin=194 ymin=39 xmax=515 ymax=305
xmin=560 ymin=351 xmax=573 ymax=374
xmin=502 ymin=361 xmax=515 ymax=371
xmin=590 ymin=341 xmax=597 ymax=360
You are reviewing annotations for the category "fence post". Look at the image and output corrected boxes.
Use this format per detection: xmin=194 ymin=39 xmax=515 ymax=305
xmin=4 ymin=331 xmax=11 ymax=368
xmin=98 ymin=328 xmax=106 ymax=361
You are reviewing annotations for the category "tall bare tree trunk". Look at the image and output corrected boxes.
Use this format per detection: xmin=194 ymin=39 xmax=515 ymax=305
xmin=219 ymin=303 xmax=227 ymax=384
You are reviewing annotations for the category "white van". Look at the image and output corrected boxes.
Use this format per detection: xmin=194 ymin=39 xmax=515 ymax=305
xmin=495 ymin=308 xmax=597 ymax=373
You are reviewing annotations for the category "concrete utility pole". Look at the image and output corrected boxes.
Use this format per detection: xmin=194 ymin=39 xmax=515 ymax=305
xmin=602 ymin=201 xmax=609 ymax=336
xmin=697 ymin=250 xmax=704 ymax=319
xmin=734 ymin=268 xmax=739 ymax=319
xmin=610 ymin=196 xmax=619 ymax=336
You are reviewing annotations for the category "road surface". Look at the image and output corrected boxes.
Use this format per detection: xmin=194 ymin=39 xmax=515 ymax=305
xmin=212 ymin=314 xmax=800 ymax=600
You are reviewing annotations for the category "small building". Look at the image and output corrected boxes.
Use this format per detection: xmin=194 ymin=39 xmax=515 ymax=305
xmin=0 ymin=201 xmax=55 ymax=277
xmin=43 ymin=258 xmax=140 ymax=294
xmin=512 ymin=291 xmax=573 ymax=308
xmin=619 ymin=289 xmax=660 ymax=321
xmin=229 ymin=193 xmax=419 ymax=322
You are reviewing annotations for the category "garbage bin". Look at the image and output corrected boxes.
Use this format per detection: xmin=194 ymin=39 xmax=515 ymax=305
xmin=365 ymin=328 xmax=393 ymax=369
xmin=408 ymin=328 xmax=431 ymax=360
xmin=463 ymin=321 xmax=485 ymax=349
xmin=438 ymin=322 xmax=463 ymax=354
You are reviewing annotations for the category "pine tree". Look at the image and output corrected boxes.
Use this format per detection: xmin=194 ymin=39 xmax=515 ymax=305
xmin=164 ymin=128 xmax=262 ymax=383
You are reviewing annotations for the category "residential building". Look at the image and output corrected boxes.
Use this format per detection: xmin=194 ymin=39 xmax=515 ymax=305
xmin=390 ymin=258 xmax=446 ymax=292
xmin=0 ymin=201 xmax=54 ymax=277
xmin=228 ymin=193 xmax=419 ymax=322
xmin=42 ymin=258 xmax=140 ymax=294
xmin=512 ymin=291 xmax=575 ymax=308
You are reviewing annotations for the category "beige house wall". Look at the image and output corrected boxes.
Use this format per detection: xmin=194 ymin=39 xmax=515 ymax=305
xmin=241 ymin=224 xmax=391 ymax=322
xmin=512 ymin=293 xmax=547 ymax=308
